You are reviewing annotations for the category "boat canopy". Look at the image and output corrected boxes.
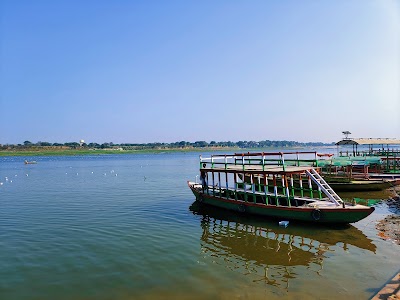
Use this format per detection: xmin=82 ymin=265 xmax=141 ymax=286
xmin=317 ymin=156 xmax=381 ymax=167
xmin=336 ymin=138 xmax=400 ymax=146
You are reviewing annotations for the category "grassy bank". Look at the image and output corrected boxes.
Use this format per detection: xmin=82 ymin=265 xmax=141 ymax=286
xmin=0 ymin=145 xmax=326 ymax=157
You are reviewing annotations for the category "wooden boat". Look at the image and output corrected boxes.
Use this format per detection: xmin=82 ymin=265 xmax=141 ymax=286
xmin=236 ymin=151 xmax=398 ymax=191
xmin=245 ymin=174 xmax=396 ymax=192
xmin=335 ymin=137 xmax=400 ymax=175
xmin=189 ymin=201 xmax=377 ymax=255
xmin=316 ymin=151 xmax=400 ymax=190
xmin=188 ymin=152 xmax=374 ymax=224
xmin=326 ymin=179 xmax=397 ymax=192
xmin=24 ymin=160 xmax=37 ymax=164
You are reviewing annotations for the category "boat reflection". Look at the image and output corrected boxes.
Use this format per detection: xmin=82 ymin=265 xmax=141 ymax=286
xmin=189 ymin=201 xmax=376 ymax=289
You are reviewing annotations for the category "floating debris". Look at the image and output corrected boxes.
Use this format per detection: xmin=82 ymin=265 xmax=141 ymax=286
xmin=279 ymin=221 xmax=289 ymax=228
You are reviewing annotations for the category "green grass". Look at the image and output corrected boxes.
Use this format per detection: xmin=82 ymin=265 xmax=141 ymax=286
xmin=0 ymin=145 xmax=322 ymax=157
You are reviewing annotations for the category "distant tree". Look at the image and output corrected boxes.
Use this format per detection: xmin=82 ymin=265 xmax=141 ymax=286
xmin=23 ymin=141 xmax=32 ymax=146
xmin=178 ymin=141 xmax=187 ymax=147
xmin=64 ymin=142 xmax=80 ymax=148
xmin=88 ymin=143 xmax=100 ymax=148
xmin=237 ymin=141 xmax=247 ymax=148
xmin=193 ymin=141 xmax=208 ymax=148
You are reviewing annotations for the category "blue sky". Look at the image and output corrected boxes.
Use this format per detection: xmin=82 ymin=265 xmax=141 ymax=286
xmin=1 ymin=0 xmax=399 ymax=144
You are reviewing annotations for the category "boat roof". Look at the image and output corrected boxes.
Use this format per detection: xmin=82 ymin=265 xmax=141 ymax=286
xmin=336 ymin=138 xmax=400 ymax=146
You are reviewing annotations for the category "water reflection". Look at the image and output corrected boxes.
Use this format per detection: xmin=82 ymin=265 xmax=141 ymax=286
xmin=190 ymin=202 xmax=376 ymax=289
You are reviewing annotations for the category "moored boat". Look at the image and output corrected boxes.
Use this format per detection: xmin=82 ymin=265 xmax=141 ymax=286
xmin=188 ymin=152 xmax=374 ymax=224
xmin=24 ymin=160 xmax=37 ymax=164
xmin=327 ymin=179 xmax=396 ymax=192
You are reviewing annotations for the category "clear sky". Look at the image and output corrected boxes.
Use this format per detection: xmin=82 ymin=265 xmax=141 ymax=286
xmin=1 ymin=0 xmax=399 ymax=144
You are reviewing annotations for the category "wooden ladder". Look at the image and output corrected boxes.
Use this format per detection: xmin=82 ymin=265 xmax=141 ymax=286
xmin=305 ymin=169 xmax=344 ymax=206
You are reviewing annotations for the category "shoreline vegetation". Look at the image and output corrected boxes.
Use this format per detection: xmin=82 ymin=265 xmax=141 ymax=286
xmin=0 ymin=140 xmax=334 ymax=157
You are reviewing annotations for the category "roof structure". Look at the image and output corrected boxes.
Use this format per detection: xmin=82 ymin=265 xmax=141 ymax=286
xmin=336 ymin=138 xmax=400 ymax=145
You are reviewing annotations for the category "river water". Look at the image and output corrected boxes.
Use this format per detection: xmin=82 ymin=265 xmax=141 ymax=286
xmin=0 ymin=150 xmax=399 ymax=299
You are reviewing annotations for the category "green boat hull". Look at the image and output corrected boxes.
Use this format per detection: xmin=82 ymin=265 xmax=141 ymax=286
xmin=328 ymin=181 xmax=393 ymax=192
xmin=188 ymin=182 xmax=374 ymax=224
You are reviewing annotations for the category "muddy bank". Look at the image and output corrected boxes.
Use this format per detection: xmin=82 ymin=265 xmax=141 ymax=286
xmin=376 ymin=188 xmax=400 ymax=245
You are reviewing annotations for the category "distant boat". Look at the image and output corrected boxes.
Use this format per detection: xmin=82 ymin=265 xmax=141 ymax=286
xmin=24 ymin=160 xmax=37 ymax=164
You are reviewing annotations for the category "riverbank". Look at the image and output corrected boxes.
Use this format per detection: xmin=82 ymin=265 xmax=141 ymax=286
xmin=376 ymin=185 xmax=400 ymax=245
xmin=0 ymin=146 xmax=321 ymax=157
xmin=0 ymin=147 xmax=239 ymax=157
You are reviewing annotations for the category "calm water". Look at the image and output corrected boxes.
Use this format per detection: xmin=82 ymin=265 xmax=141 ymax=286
xmin=0 ymin=151 xmax=399 ymax=300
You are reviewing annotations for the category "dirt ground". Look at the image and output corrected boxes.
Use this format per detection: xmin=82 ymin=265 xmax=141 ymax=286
xmin=376 ymin=185 xmax=400 ymax=245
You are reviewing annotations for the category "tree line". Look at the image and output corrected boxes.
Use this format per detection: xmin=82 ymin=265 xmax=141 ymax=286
xmin=0 ymin=140 xmax=334 ymax=150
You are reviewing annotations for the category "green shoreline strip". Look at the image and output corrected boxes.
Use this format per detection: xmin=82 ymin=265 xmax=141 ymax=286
xmin=0 ymin=148 xmax=240 ymax=157
xmin=0 ymin=145 xmax=334 ymax=157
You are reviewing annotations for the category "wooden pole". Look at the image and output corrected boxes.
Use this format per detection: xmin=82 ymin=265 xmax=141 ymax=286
xmin=263 ymin=174 xmax=269 ymax=205
xmin=273 ymin=174 xmax=278 ymax=206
